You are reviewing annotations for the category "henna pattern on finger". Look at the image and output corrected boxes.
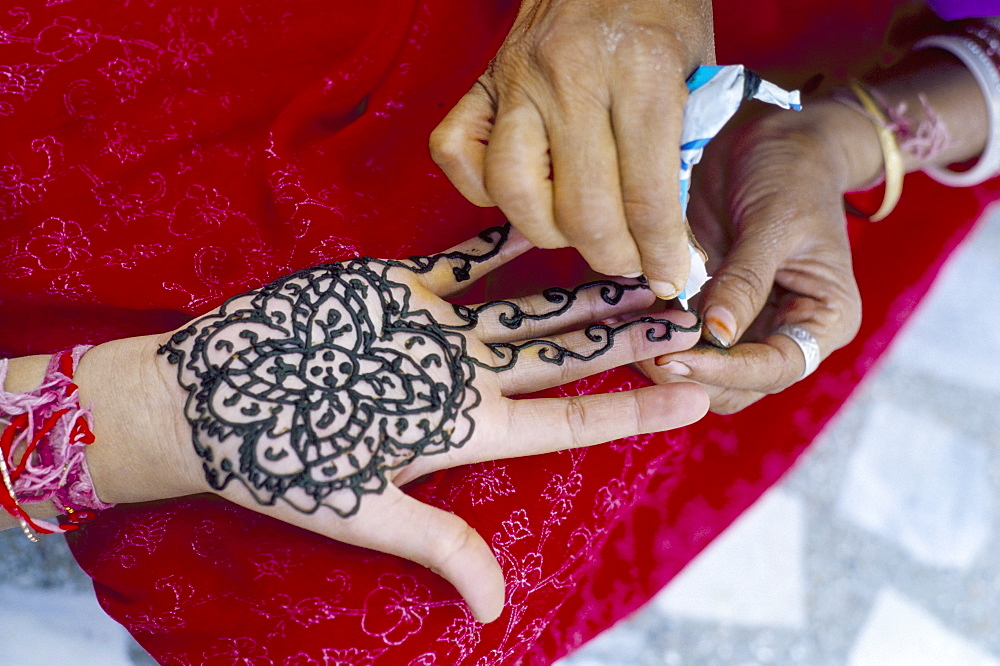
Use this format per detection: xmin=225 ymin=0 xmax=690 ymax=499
xmin=442 ymin=281 xmax=700 ymax=370
xmin=447 ymin=281 xmax=648 ymax=331
xmin=469 ymin=316 xmax=700 ymax=371
xmin=387 ymin=223 xmax=510 ymax=282
xmin=159 ymin=223 xmax=698 ymax=518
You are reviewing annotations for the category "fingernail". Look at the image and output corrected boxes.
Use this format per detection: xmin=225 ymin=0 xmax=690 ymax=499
xmin=704 ymin=306 xmax=737 ymax=348
xmin=622 ymin=272 xmax=643 ymax=279
xmin=648 ymin=280 xmax=680 ymax=300
xmin=654 ymin=358 xmax=691 ymax=375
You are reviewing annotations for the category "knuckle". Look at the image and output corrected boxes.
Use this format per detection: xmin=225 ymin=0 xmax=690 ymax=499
xmin=775 ymin=348 xmax=804 ymax=390
xmin=491 ymin=41 xmax=532 ymax=79
xmin=621 ymin=321 xmax=647 ymax=357
xmin=628 ymin=400 xmax=647 ymax=436
xmin=711 ymin=400 xmax=739 ymax=416
xmin=835 ymin=282 xmax=863 ymax=345
xmin=615 ymin=27 xmax=692 ymax=87
xmin=529 ymin=233 xmax=567 ymax=250
xmin=584 ymin=287 xmax=609 ymax=324
xmin=531 ymin=21 xmax=598 ymax=73
xmin=560 ymin=225 xmax=637 ymax=276
xmin=509 ymin=296 xmax=544 ymax=325
xmin=428 ymin=130 xmax=463 ymax=170
xmin=820 ymin=296 xmax=862 ymax=352
xmin=617 ymin=25 xmax=674 ymax=61
xmin=485 ymin=169 xmax=531 ymax=207
xmin=802 ymin=275 xmax=863 ymax=352
xmin=564 ymin=396 xmax=589 ymax=448
xmin=715 ymin=266 xmax=770 ymax=306
xmin=622 ymin=195 xmax=673 ymax=231
xmin=560 ymin=215 xmax=610 ymax=243
xmin=485 ymin=177 xmax=548 ymax=228
xmin=555 ymin=342 xmax=580 ymax=386
xmin=845 ymin=299 xmax=862 ymax=341
xmin=559 ymin=211 xmax=623 ymax=244
xmin=429 ymin=517 xmax=476 ymax=572
xmin=589 ymin=258 xmax=639 ymax=278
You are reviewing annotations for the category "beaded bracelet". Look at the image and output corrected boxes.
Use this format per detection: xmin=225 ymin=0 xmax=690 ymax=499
xmin=0 ymin=345 xmax=113 ymax=541
xmin=916 ymin=22 xmax=1000 ymax=187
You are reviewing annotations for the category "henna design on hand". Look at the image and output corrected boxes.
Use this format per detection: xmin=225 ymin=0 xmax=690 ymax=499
xmin=160 ymin=224 xmax=697 ymax=517
xmin=160 ymin=259 xmax=480 ymax=517
xmin=444 ymin=281 xmax=696 ymax=371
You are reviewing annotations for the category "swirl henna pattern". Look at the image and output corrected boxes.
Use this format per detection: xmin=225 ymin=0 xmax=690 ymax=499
xmin=159 ymin=225 xmax=699 ymax=517
xmin=449 ymin=282 xmax=688 ymax=371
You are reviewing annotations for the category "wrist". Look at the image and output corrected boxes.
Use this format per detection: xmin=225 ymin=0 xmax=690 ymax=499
xmin=878 ymin=48 xmax=990 ymax=172
xmin=749 ymin=99 xmax=877 ymax=193
xmin=75 ymin=335 xmax=203 ymax=504
xmin=811 ymin=98 xmax=888 ymax=192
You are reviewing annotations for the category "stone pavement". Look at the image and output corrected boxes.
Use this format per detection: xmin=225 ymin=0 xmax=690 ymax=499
xmin=563 ymin=207 xmax=1000 ymax=665
xmin=3 ymin=208 xmax=999 ymax=665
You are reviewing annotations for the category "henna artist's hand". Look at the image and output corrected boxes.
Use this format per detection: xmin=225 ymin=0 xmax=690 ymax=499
xmin=635 ymin=49 xmax=994 ymax=414
xmin=430 ymin=0 xmax=715 ymax=297
xmin=79 ymin=226 xmax=707 ymax=623
xmin=641 ymin=102 xmax=868 ymax=414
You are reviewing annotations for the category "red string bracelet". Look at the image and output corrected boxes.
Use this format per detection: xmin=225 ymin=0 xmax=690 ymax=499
xmin=0 ymin=346 xmax=113 ymax=542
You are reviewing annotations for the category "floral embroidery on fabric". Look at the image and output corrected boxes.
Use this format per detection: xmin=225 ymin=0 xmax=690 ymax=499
xmin=0 ymin=63 xmax=54 ymax=99
xmin=288 ymin=647 xmax=387 ymax=666
xmin=27 ymin=217 xmax=91 ymax=270
xmin=362 ymin=575 xmax=433 ymax=645
xmin=35 ymin=17 xmax=100 ymax=62
xmin=204 ymin=637 xmax=274 ymax=666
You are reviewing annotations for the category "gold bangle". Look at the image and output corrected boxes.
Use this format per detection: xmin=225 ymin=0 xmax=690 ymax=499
xmin=847 ymin=79 xmax=905 ymax=222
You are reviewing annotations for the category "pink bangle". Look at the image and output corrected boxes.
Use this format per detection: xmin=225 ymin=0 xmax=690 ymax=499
xmin=0 ymin=345 xmax=114 ymax=541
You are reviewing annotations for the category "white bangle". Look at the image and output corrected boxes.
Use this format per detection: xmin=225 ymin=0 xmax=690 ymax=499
xmin=915 ymin=34 xmax=1000 ymax=187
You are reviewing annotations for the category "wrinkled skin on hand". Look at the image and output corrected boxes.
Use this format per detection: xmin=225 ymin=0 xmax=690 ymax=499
xmin=645 ymin=102 xmax=866 ymax=414
xmin=430 ymin=0 xmax=715 ymax=298
xmin=154 ymin=225 xmax=708 ymax=621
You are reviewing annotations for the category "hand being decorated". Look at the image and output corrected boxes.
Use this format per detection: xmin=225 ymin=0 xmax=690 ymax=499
xmin=81 ymin=225 xmax=708 ymax=623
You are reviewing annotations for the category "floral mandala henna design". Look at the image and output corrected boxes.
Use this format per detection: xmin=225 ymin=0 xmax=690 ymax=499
xmin=160 ymin=224 xmax=699 ymax=517
xmin=160 ymin=258 xmax=479 ymax=517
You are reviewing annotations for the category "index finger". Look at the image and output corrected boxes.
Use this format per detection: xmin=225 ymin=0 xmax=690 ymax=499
xmin=611 ymin=74 xmax=690 ymax=299
xmin=547 ymin=105 xmax=643 ymax=278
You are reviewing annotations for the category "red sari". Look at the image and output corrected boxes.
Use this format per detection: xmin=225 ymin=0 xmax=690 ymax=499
xmin=1 ymin=1 xmax=997 ymax=663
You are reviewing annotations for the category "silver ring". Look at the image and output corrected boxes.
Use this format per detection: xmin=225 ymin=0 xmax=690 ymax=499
xmin=774 ymin=324 xmax=821 ymax=380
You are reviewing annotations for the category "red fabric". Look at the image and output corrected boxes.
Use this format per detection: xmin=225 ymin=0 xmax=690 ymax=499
xmin=1 ymin=0 xmax=997 ymax=663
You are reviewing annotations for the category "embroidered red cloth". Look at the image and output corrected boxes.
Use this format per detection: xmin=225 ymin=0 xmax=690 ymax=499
xmin=1 ymin=0 xmax=998 ymax=663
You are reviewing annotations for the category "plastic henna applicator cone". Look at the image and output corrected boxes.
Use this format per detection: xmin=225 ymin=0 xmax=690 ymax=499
xmin=674 ymin=65 xmax=801 ymax=310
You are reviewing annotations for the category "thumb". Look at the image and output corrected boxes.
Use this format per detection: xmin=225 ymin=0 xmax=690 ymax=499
xmin=698 ymin=221 xmax=785 ymax=348
xmin=348 ymin=487 xmax=506 ymax=623
xmin=429 ymin=81 xmax=497 ymax=207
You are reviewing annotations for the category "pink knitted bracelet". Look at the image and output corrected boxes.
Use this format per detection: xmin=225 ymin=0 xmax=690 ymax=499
xmin=0 ymin=345 xmax=114 ymax=541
